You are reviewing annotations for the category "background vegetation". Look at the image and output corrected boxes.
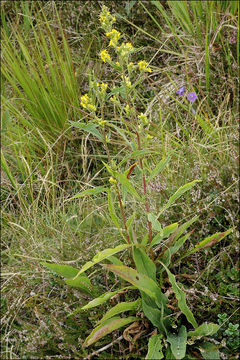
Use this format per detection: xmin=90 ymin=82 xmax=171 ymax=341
xmin=1 ymin=1 xmax=239 ymax=359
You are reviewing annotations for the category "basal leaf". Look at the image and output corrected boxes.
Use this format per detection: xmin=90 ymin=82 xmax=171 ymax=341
xmin=41 ymin=263 xmax=79 ymax=278
xmin=188 ymin=323 xmax=219 ymax=338
xmin=133 ymin=247 xmax=156 ymax=281
xmin=167 ymin=326 xmax=187 ymax=360
xmin=64 ymin=276 xmax=95 ymax=295
xmin=83 ymin=316 xmax=138 ymax=347
xmin=73 ymin=244 xmax=131 ymax=278
xmin=103 ymin=264 xmax=167 ymax=309
xmin=141 ymin=292 xmax=167 ymax=333
xmin=160 ymin=262 xmax=197 ymax=328
xmin=69 ymin=286 xmax=136 ymax=315
xmin=97 ymin=299 xmax=141 ymax=324
xmin=199 ymin=342 xmax=220 ymax=359
xmin=157 ymin=180 xmax=201 ymax=216
xmin=146 ymin=334 xmax=164 ymax=359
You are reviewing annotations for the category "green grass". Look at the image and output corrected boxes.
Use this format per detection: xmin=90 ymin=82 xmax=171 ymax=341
xmin=1 ymin=1 xmax=239 ymax=359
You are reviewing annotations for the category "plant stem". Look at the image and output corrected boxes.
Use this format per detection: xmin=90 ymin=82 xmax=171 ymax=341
xmin=116 ymin=184 xmax=131 ymax=244
xmin=136 ymin=131 xmax=153 ymax=244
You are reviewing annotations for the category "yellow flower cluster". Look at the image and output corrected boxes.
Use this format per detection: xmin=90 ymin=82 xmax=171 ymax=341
xmin=138 ymin=60 xmax=152 ymax=73
xmin=121 ymin=75 xmax=131 ymax=88
xmin=99 ymin=5 xmax=116 ymax=32
xmin=116 ymin=42 xmax=134 ymax=62
xmin=100 ymin=49 xmax=111 ymax=63
xmin=97 ymin=82 xmax=108 ymax=95
xmin=80 ymin=94 xmax=96 ymax=112
xmin=138 ymin=113 xmax=149 ymax=125
xmin=95 ymin=117 xmax=107 ymax=127
xmin=106 ymin=29 xmax=121 ymax=48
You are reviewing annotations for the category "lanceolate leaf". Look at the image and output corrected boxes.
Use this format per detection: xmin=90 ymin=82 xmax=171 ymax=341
xmin=67 ymin=186 xmax=108 ymax=200
xmin=146 ymin=334 xmax=164 ymax=359
xmin=116 ymin=173 xmax=141 ymax=199
xmin=151 ymin=223 xmax=178 ymax=247
xmin=167 ymin=326 xmax=187 ymax=360
xmin=83 ymin=316 xmax=138 ymax=347
xmin=103 ymin=264 xmax=167 ymax=308
xmin=108 ymin=190 xmax=122 ymax=233
xmin=147 ymin=155 xmax=171 ymax=183
xmin=64 ymin=276 xmax=95 ymax=295
xmin=182 ymin=229 xmax=232 ymax=259
xmin=188 ymin=323 xmax=219 ymax=338
xmin=133 ymin=247 xmax=156 ymax=281
xmin=97 ymin=299 xmax=141 ymax=324
xmin=160 ymin=262 xmax=197 ymax=328
xmin=157 ymin=180 xmax=201 ymax=217
xmin=141 ymin=292 xmax=168 ymax=333
xmin=69 ymin=286 xmax=136 ymax=315
xmin=73 ymin=244 xmax=132 ymax=278
xmin=148 ymin=213 xmax=162 ymax=232
xmin=41 ymin=263 xmax=79 ymax=278
xmin=69 ymin=121 xmax=103 ymax=141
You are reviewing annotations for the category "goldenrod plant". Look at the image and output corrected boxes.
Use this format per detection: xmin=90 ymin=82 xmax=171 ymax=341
xmin=42 ymin=6 xmax=233 ymax=359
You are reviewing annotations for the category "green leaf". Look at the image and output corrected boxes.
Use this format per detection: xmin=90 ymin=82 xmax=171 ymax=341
xmin=102 ymin=161 xmax=116 ymax=176
xmin=157 ymin=180 xmax=201 ymax=217
xmin=199 ymin=342 xmax=220 ymax=359
xmin=73 ymin=244 xmax=131 ymax=278
xmin=103 ymin=264 xmax=167 ymax=309
xmin=64 ymin=276 xmax=95 ymax=295
xmin=67 ymin=186 xmax=108 ymax=200
xmin=41 ymin=263 xmax=79 ymax=278
xmin=116 ymin=173 xmax=141 ymax=199
xmin=148 ymin=213 xmax=162 ymax=232
xmin=146 ymin=334 xmax=164 ymax=359
xmin=182 ymin=229 xmax=232 ymax=259
xmin=133 ymin=247 xmax=156 ymax=281
xmin=188 ymin=323 xmax=219 ymax=338
xmin=70 ymin=286 xmax=136 ymax=314
xmin=167 ymin=326 xmax=187 ymax=360
xmin=83 ymin=316 xmax=138 ymax=347
xmin=97 ymin=299 xmax=141 ymax=324
xmin=141 ymin=293 xmax=168 ymax=333
xmin=69 ymin=121 xmax=103 ymax=141
xmin=160 ymin=262 xmax=197 ymax=328
xmin=118 ymin=150 xmax=158 ymax=167
xmin=106 ymin=255 xmax=123 ymax=265
xmin=151 ymin=223 xmax=178 ymax=247
xmin=108 ymin=190 xmax=122 ymax=233
xmin=147 ymin=155 xmax=171 ymax=183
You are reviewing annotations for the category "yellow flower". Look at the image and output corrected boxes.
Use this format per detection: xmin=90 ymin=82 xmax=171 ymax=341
xmin=100 ymin=49 xmax=111 ymax=62
xmin=138 ymin=60 xmax=152 ymax=73
xmin=146 ymin=134 xmax=153 ymax=139
xmin=80 ymin=94 xmax=96 ymax=112
xmin=109 ymin=177 xmax=117 ymax=184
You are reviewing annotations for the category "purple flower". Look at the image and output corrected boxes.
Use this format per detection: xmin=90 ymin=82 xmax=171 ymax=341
xmin=192 ymin=108 xmax=196 ymax=115
xmin=176 ymin=86 xmax=185 ymax=96
xmin=187 ymin=92 xmax=197 ymax=103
